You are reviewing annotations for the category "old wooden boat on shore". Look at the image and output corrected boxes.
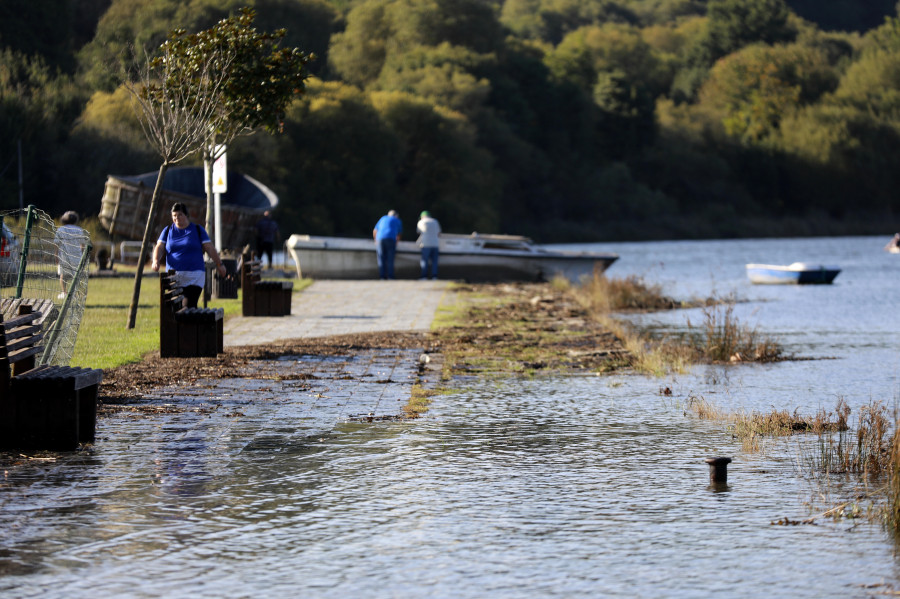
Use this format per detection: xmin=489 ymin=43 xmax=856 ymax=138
xmin=287 ymin=233 xmax=618 ymax=282
xmin=746 ymin=262 xmax=841 ymax=284
xmin=99 ymin=167 xmax=277 ymax=248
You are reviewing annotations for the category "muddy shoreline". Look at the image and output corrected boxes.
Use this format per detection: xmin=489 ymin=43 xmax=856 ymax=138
xmin=99 ymin=283 xmax=628 ymax=409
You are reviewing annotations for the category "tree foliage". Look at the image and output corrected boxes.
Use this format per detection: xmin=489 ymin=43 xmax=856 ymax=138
xmin=688 ymin=0 xmax=796 ymax=68
xmin=5 ymin=0 xmax=900 ymax=243
xmin=698 ymin=43 xmax=838 ymax=141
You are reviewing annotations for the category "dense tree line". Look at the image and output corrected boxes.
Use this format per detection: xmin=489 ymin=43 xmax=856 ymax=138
xmin=2 ymin=0 xmax=900 ymax=242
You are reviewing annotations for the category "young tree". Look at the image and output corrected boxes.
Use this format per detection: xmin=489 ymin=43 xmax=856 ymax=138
xmin=163 ymin=9 xmax=312 ymax=244
xmin=123 ymin=8 xmax=311 ymax=329
xmin=122 ymin=40 xmax=231 ymax=329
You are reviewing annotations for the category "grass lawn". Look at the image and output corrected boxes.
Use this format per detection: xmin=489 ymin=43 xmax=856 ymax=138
xmin=71 ymin=269 xmax=310 ymax=370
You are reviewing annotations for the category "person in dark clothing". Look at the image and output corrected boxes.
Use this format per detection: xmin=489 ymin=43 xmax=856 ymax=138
xmin=256 ymin=210 xmax=280 ymax=268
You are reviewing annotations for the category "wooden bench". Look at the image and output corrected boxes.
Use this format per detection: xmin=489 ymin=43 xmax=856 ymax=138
xmin=160 ymin=270 xmax=224 ymax=358
xmin=1 ymin=297 xmax=58 ymax=329
xmin=241 ymin=252 xmax=293 ymax=317
xmin=0 ymin=305 xmax=103 ymax=450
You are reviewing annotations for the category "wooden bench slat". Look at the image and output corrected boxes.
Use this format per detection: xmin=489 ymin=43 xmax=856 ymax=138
xmin=1 ymin=304 xmax=103 ymax=451
xmin=174 ymin=308 xmax=224 ymax=322
xmin=241 ymin=252 xmax=293 ymax=317
xmin=13 ymin=364 xmax=104 ymax=389
xmin=159 ymin=270 xmax=223 ymax=358
xmin=6 ymin=332 xmax=44 ymax=353
xmin=6 ymin=345 xmax=42 ymax=364
xmin=3 ymin=324 xmax=42 ymax=341
xmin=2 ymin=313 xmax=42 ymax=329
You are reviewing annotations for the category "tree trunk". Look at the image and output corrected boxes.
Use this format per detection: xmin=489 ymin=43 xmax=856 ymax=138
xmin=126 ymin=161 xmax=169 ymax=329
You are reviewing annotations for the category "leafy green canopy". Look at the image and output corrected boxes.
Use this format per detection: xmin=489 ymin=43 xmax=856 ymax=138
xmin=147 ymin=7 xmax=312 ymax=137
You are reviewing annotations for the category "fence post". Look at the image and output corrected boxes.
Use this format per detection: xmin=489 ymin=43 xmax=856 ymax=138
xmin=14 ymin=205 xmax=36 ymax=299
xmin=41 ymin=242 xmax=92 ymax=365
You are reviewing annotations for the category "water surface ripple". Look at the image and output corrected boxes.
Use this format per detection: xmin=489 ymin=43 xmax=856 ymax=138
xmin=3 ymin=236 xmax=900 ymax=598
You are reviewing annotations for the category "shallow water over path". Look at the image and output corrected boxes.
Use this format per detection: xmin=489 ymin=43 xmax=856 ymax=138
xmin=5 ymin=235 xmax=900 ymax=597
xmin=3 ymin=373 xmax=898 ymax=598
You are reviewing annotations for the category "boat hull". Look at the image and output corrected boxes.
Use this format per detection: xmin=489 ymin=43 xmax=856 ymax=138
xmin=99 ymin=168 xmax=277 ymax=249
xmin=746 ymin=263 xmax=840 ymax=285
xmin=287 ymin=234 xmax=617 ymax=282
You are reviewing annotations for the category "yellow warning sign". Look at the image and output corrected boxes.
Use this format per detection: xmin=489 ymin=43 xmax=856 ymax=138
xmin=212 ymin=146 xmax=227 ymax=193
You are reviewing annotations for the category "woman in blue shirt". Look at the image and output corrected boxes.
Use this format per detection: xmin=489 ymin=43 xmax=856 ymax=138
xmin=151 ymin=203 xmax=227 ymax=308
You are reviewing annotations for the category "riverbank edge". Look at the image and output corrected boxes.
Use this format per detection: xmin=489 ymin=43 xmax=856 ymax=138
xmin=97 ymin=281 xmax=630 ymax=412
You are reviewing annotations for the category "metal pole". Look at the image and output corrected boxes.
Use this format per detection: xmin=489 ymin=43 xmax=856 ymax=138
xmin=214 ymin=191 xmax=222 ymax=251
xmin=17 ymin=139 xmax=23 ymax=211
xmin=14 ymin=204 xmax=35 ymax=298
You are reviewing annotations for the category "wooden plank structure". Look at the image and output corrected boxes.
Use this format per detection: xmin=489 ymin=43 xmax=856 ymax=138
xmin=241 ymin=252 xmax=293 ymax=317
xmin=1 ymin=297 xmax=58 ymax=328
xmin=160 ymin=271 xmax=224 ymax=358
xmin=0 ymin=305 xmax=103 ymax=450
xmin=99 ymin=169 xmax=275 ymax=250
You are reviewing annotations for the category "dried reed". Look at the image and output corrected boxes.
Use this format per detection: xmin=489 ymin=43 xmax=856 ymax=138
xmin=687 ymin=300 xmax=783 ymax=363
xmin=802 ymin=400 xmax=890 ymax=477
xmin=596 ymin=313 xmax=696 ymax=375
xmin=887 ymin=427 xmax=900 ymax=533
xmin=571 ymin=273 xmax=678 ymax=315
xmin=685 ymin=396 xmax=851 ymax=453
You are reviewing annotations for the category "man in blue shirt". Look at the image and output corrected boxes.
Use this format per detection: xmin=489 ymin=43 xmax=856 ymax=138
xmin=372 ymin=210 xmax=402 ymax=279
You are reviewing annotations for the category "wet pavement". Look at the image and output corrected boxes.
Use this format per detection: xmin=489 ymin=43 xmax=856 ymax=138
xmin=0 ymin=279 xmax=455 ymax=597
xmin=223 ymin=279 xmax=450 ymax=345
xmin=185 ymin=278 xmax=451 ymax=420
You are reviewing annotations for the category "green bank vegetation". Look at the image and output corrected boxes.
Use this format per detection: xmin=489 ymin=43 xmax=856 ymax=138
xmin=70 ymin=271 xmax=309 ymax=369
xmin=566 ymin=273 xmax=783 ymax=371
xmin=5 ymin=1 xmax=900 ymax=242
xmin=685 ymin=394 xmax=900 ymax=531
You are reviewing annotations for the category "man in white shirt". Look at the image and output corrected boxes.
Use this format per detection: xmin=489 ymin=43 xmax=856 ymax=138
xmin=416 ymin=211 xmax=441 ymax=280
xmin=54 ymin=211 xmax=89 ymax=299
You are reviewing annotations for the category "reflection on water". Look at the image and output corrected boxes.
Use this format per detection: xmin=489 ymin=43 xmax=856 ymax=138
xmin=3 ymin=236 xmax=900 ymax=597
xmin=3 ymin=376 xmax=895 ymax=598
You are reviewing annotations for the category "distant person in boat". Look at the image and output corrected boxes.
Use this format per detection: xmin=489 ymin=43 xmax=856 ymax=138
xmin=416 ymin=211 xmax=441 ymax=280
xmin=256 ymin=210 xmax=280 ymax=268
xmin=373 ymin=210 xmax=402 ymax=279
xmin=151 ymin=202 xmax=227 ymax=308
xmin=54 ymin=211 xmax=89 ymax=299
xmin=885 ymin=233 xmax=900 ymax=252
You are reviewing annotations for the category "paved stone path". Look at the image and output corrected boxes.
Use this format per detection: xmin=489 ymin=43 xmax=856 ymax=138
xmin=223 ymin=279 xmax=450 ymax=345
xmin=0 ymin=281 xmax=459 ymax=586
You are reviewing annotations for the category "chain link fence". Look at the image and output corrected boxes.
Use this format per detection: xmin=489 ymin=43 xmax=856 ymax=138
xmin=0 ymin=206 xmax=91 ymax=366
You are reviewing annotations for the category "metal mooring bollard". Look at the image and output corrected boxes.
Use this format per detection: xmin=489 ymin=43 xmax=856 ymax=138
xmin=705 ymin=457 xmax=732 ymax=484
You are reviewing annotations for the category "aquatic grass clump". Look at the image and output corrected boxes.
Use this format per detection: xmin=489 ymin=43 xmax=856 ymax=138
xmin=597 ymin=313 xmax=696 ymax=376
xmin=684 ymin=394 xmax=725 ymax=420
xmin=571 ymin=273 xmax=678 ymax=315
xmin=802 ymin=400 xmax=890 ymax=477
xmin=685 ymin=396 xmax=851 ymax=453
xmin=886 ymin=426 xmax=900 ymax=533
xmin=688 ymin=300 xmax=783 ymax=363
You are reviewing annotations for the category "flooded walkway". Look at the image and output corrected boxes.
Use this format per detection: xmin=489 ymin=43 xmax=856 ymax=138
xmin=0 ymin=280 xmax=454 ymax=598
xmin=223 ymin=279 xmax=450 ymax=344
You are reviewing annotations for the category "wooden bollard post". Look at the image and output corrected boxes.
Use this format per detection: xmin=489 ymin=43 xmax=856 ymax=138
xmin=705 ymin=456 xmax=732 ymax=484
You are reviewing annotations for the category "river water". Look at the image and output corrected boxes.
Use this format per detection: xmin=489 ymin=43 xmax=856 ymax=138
xmin=3 ymin=236 xmax=900 ymax=598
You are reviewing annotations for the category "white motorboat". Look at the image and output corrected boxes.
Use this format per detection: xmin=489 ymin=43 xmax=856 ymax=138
xmin=286 ymin=233 xmax=618 ymax=282
xmin=745 ymin=262 xmax=841 ymax=284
